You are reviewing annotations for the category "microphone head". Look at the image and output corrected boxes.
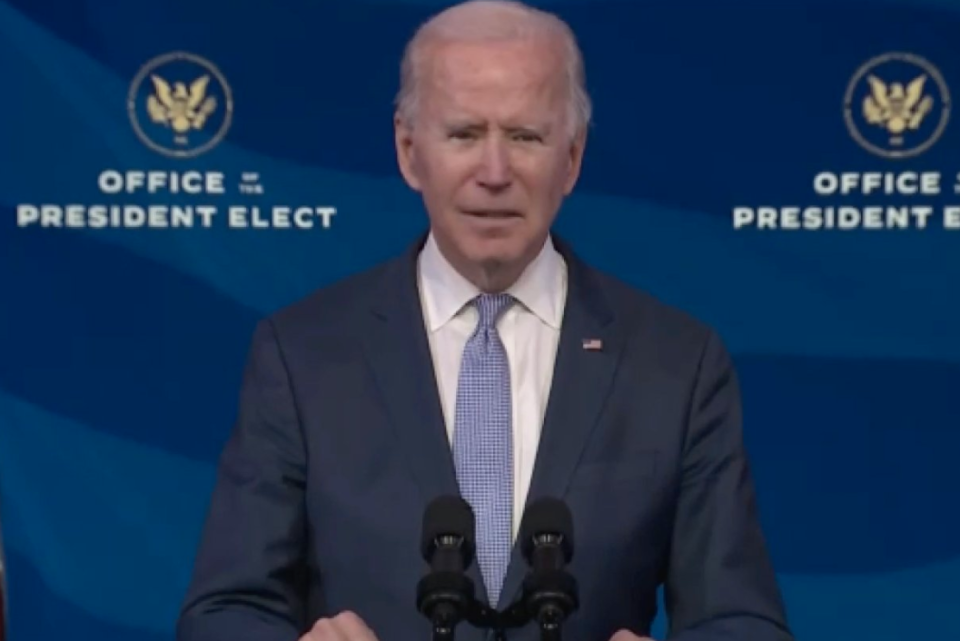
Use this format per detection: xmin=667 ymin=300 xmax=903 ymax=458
xmin=519 ymin=497 xmax=574 ymax=562
xmin=420 ymin=495 xmax=476 ymax=564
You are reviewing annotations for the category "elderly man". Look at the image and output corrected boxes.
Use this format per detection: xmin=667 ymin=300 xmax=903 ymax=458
xmin=176 ymin=1 xmax=793 ymax=640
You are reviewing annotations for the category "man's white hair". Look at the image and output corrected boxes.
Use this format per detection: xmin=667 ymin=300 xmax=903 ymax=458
xmin=394 ymin=0 xmax=592 ymax=139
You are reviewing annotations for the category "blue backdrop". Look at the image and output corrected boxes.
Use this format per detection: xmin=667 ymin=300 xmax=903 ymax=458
xmin=1 ymin=0 xmax=958 ymax=639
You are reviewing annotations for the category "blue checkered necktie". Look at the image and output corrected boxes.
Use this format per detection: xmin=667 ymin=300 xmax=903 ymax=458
xmin=453 ymin=293 xmax=515 ymax=607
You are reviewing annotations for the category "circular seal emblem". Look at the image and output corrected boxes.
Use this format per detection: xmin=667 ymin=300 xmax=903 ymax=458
xmin=844 ymin=52 xmax=950 ymax=159
xmin=127 ymin=51 xmax=233 ymax=159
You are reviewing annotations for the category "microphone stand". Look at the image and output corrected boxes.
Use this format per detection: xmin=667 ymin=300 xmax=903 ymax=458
xmin=461 ymin=591 xmax=568 ymax=641
xmin=418 ymin=496 xmax=578 ymax=641
xmin=534 ymin=607 xmax=564 ymax=641
xmin=428 ymin=602 xmax=459 ymax=641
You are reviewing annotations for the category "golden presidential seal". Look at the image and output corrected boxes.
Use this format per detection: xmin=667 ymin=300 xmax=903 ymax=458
xmin=127 ymin=51 xmax=233 ymax=159
xmin=844 ymin=52 xmax=950 ymax=159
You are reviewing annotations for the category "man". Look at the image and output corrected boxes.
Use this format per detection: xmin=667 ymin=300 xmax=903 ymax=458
xmin=176 ymin=1 xmax=793 ymax=640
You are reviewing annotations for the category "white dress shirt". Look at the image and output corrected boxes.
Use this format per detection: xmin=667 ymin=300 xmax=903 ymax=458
xmin=417 ymin=233 xmax=567 ymax=540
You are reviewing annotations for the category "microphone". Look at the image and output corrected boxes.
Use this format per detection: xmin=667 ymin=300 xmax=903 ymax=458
xmin=416 ymin=496 xmax=478 ymax=641
xmin=519 ymin=497 xmax=578 ymax=641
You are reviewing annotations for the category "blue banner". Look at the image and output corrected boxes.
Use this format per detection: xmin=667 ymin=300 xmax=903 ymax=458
xmin=1 ymin=0 xmax=958 ymax=639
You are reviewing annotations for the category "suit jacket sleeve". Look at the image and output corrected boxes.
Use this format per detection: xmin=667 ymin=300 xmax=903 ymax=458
xmin=665 ymin=329 xmax=794 ymax=641
xmin=177 ymin=319 xmax=308 ymax=641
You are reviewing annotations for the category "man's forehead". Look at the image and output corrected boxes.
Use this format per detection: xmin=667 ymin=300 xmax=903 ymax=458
xmin=425 ymin=38 xmax=562 ymax=79
xmin=423 ymin=48 xmax=564 ymax=99
xmin=421 ymin=79 xmax=564 ymax=122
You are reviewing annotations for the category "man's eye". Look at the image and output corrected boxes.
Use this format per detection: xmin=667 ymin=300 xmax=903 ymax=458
xmin=450 ymin=130 xmax=476 ymax=140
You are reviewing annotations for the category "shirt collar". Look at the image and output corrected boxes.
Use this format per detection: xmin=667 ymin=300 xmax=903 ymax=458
xmin=418 ymin=231 xmax=566 ymax=332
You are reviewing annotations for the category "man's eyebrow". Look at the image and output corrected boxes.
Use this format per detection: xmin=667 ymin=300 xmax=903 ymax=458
xmin=505 ymin=123 xmax=552 ymax=134
xmin=443 ymin=121 xmax=554 ymax=134
xmin=445 ymin=120 xmax=485 ymax=129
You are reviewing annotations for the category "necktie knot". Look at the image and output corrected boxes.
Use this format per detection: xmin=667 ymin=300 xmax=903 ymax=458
xmin=474 ymin=293 xmax=514 ymax=331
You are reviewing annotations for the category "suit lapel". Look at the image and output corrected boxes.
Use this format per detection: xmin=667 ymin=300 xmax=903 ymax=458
xmin=497 ymin=236 xmax=625 ymax=608
xmin=361 ymin=235 xmax=491 ymax=605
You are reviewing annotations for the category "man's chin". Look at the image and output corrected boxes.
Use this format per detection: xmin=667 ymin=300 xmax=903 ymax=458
xmin=438 ymin=232 xmax=538 ymax=281
xmin=462 ymin=243 xmax=523 ymax=270
xmin=464 ymin=228 xmax=527 ymax=252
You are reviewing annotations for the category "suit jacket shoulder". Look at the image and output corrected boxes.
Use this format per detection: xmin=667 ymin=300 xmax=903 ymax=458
xmin=584 ymin=264 xmax=726 ymax=381
xmin=270 ymin=262 xmax=391 ymax=335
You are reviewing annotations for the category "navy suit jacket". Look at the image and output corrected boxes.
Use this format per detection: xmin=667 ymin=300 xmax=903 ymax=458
xmin=177 ymin=233 xmax=792 ymax=641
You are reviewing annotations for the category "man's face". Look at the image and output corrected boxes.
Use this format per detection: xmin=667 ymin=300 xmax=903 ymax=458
xmin=395 ymin=36 xmax=586 ymax=282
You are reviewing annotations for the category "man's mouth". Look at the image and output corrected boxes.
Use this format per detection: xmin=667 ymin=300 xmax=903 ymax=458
xmin=461 ymin=209 xmax=522 ymax=218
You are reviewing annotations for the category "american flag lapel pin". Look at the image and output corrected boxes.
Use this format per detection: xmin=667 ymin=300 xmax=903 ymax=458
xmin=582 ymin=338 xmax=603 ymax=351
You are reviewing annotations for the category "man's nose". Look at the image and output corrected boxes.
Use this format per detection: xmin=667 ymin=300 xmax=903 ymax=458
xmin=475 ymin=138 xmax=512 ymax=190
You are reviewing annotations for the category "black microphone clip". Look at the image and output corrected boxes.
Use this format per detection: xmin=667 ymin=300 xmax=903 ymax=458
xmin=417 ymin=495 xmax=578 ymax=641
xmin=518 ymin=497 xmax=579 ymax=641
xmin=417 ymin=496 xmax=479 ymax=641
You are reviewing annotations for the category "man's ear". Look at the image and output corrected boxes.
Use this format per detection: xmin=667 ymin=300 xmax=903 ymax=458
xmin=394 ymin=112 xmax=422 ymax=192
xmin=563 ymin=127 xmax=587 ymax=195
